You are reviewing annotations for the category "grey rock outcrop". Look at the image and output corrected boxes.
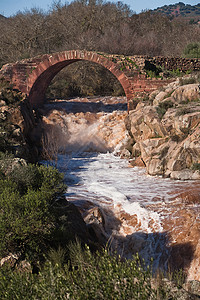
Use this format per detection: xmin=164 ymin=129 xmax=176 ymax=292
xmin=127 ymin=81 xmax=200 ymax=180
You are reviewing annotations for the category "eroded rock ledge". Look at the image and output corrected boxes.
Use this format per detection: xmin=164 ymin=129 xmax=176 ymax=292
xmin=126 ymin=80 xmax=200 ymax=180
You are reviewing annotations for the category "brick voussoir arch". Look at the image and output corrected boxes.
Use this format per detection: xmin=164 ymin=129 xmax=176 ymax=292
xmin=27 ymin=50 xmax=133 ymax=108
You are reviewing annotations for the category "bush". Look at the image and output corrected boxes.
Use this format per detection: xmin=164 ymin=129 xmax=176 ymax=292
xmin=0 ymin=244 xmax=158 ymax=299
xmin=8 ymin=164 xmax=41 ymax=194
xmin=179 ymin=77 xmax=196 ymax=85
xmin=183 ymin=43 xmax=200 ymax=58
xmin=9 ymin=164 xmax=66 ymax=197
xmin=0 ymin=164 xmax=67 ymax=261
xmin=156 ymin=100 xmax=174 ymax=119
xmin=0 ymin=241 xmax=188 ymax=299
xmin=192 ymin=163 xmax=200 ymax=171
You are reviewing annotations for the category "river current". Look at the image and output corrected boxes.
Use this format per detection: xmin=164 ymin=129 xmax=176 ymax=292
xmin=41 ymin=96 xmax=200 ymax=279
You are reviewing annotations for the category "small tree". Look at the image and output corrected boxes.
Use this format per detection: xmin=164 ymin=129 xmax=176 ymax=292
xmin=183 ymin=42 xmax=200 ymax=58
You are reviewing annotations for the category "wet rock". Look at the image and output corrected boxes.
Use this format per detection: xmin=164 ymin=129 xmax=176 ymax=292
xmin=84 ymin=207 xmax=106 ymax=228
xmin=120 ymin=148 xmax=131 ymax=158
xmin=129 ymin=157 xmax=145 ymax=167
xmin=177 ymin=189 xmax=200 ymax=204
xmin=131 ymin=142 xmax=141 ymax=158
xmin=83 ymin=207 xmax=108 ymax=245
xmin=52 ymin=198 xmax=90 ymax=245
xmin=146 ymin=157 xmax=165 ymax=176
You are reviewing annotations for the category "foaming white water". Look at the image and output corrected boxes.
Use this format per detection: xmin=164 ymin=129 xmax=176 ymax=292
xmin=55 ymin=151 xmax=166 ymax=268
xmin=57 ymin=151 xmax=196 ymax=233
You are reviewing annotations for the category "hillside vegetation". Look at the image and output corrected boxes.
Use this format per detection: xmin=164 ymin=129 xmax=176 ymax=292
xmin=0 ymin=0 xmax=199 ymax=67
xmin=1 ymin=0 xmax=199 ymax=98
xmin=152 ymin=2 xmax=200 ymax=22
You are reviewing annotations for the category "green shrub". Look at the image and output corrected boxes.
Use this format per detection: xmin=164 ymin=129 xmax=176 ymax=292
xmin=183 ymin=43 xmax=200 ymax=58
xmin=179 ymin=77 xmax=196 ymax=85
xmin=146 ymin=70 xmax=161 ymax=79
xmin=0 ymin=244 xmax=155 ymax=300
xmin=191 ymin=163 xmax=200 ymax=171
xmin=9 ymin=164 xmax=66 ymax=197
xmin=0 ymin=241 xmax=187 ymax=299
xmin=47 ymin=246 xmax=67 ymax=267
xmin=170 ymin=68 xmax=182 ymax=77
xmin=0 ymin=164 xmax=67 ymax=261
xmin=156 ymin=100 xmax=174 ymax=119
xmin=9 ymin=164 xmax=41 ymax=194
xmin=0 ymin=184 xmax=52 ymax=258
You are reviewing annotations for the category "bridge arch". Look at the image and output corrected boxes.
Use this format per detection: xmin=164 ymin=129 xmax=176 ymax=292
xmin=26 ymin=50 xmax=133 ymax=108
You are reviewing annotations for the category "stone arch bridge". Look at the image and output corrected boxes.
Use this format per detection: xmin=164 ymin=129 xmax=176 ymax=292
xmin=0 ymin=50 xmax=196 ymax=111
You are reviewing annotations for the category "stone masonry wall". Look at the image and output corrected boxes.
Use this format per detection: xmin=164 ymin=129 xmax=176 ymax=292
xmin=102 ymin=53 xmax=200 ymax=73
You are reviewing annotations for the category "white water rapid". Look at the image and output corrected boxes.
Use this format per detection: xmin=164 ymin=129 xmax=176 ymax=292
xmin=41 ymin=96 xmax=200 ymax=279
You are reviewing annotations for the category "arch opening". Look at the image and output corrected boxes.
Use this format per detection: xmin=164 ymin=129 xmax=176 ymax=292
xmin=46 ymin=60 xmax=125 ymax=100
xmin=29 ymin=59 xmax=79 ymax=107
xmin=27 ymin=51 xmax=132 ymax=109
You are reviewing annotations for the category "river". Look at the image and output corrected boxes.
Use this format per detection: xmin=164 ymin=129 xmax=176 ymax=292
xmin=41 ymin=96 xmax=200 ymax=280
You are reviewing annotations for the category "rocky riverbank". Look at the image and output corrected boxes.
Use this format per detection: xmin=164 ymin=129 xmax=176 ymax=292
xmin=126 ymin=78 xmax=200 ymax=180
xmin=0 ymin=78 xmax=38 ymax=164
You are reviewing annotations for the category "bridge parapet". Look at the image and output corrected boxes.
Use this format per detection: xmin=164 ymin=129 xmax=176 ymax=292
xmin=96 ymin=53 xmax=200 ymax=73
